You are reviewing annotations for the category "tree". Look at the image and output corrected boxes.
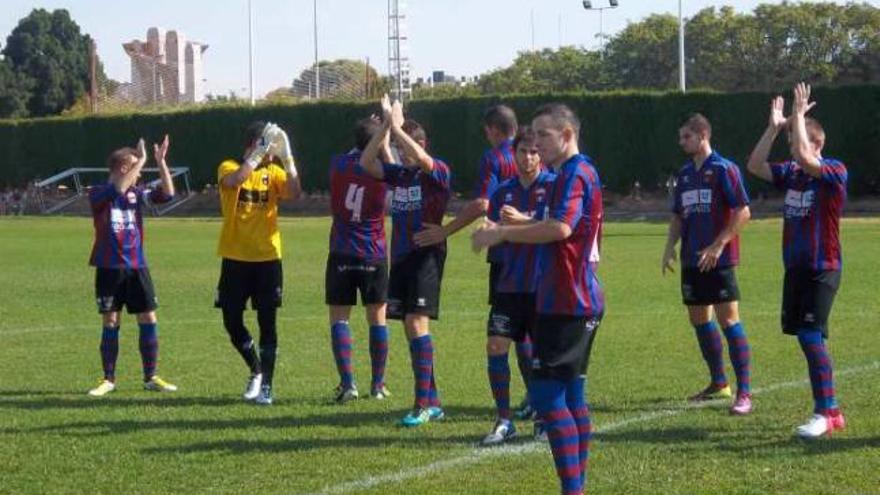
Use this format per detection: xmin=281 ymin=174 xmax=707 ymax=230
xmin=0 ymin=55 xmax=31 ymax=118
xmin=292 ymin=59 xmax=384 ymax=100
xmin=603 ymin=14 xmax=680 ymax=90
xmin=477 ymin=47 xmax=606 ymax=95
xmin=1 ymin=9 xmax=104 ymax=117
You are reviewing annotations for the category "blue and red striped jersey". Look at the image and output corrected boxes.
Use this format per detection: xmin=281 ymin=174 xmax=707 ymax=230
xmin=536 ymin=154 xmax=604 ymax=317
xmin=88 ymin=183 xmax=172 ymax=268
xmin=476 ymin=139 xmax=518 ymax=264
xmin=382 ymin=159 xmax=451 ymax=262
xmin=329 ymin=151 xmax=388 ymax=262
xmin=672 ymin=152 xmax=750 ymax=269
xmin=770 ymin=159 xmax=847 ymax=271
xmin=487 ymin=170 xmax=557 ymax=294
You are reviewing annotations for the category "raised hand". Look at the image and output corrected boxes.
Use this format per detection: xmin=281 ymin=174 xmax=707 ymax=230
xmin=769 ymin=96 xmax=787 ymax=130
xmin=153 ymin=134 xmax=170 ymax=165
xmin=390 ymin=99 xmax=405 ymax=129
xmin=135 ymin=138 xmax=148 ymax=167
xmin=793 ymin=82 xmax=817 ymax=117
xmin=380 ymin=94 xmax=392 ymax=122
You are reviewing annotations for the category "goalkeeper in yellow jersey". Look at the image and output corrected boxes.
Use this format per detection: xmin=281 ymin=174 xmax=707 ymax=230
xmin=215 ymin=121 xmax=301 ymax=405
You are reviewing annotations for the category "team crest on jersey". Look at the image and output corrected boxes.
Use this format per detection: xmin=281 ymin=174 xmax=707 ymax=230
xmin=504 ymin=192 xmax=513 ymax=202
xmin=126 ymin=191 xmax=137 ymax=204
xmin=262 ymin=175 xmax=270 ymax=185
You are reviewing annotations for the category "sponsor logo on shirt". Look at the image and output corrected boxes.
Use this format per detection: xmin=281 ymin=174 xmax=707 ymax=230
xmin=110 ymin=207 xmax=137 ymax=233
xmin=391 ymin=186 xmax=423 ymax=213
xmin=783 ymin=189 xmax=814 ymax=218
xmin=681 ymin=188 xmax=713 ymax=216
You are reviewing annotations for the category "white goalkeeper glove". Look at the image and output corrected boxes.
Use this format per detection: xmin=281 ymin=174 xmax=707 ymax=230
xmin=243 ymin=124 xmax=273 ymax=170
xmin=265 ymin=122 xmax=298 ymax=178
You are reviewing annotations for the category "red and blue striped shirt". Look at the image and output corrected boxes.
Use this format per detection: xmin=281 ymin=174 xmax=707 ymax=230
xmin=770 ymin=159 xmax=847 ymax=271
xmin=88 ymin=183 xmax=171 ymax=269
xmin=488 ymin=170 xmax=557 ymax=294
xmin=382 ymin=160 xmax=451 ymax=263
xmin=476 ymin=139 xmax=518 ymax=264
xmin=329 ymin=151 xmax=388 ymax=263
xmin=536 ymin=154 xmax=604 ymax=317
xmin=672 ymin=152 xmax=750 ymax=269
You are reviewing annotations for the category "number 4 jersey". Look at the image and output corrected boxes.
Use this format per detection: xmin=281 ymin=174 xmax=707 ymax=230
xmin=329 ymin=151 xmax=389 ymax=263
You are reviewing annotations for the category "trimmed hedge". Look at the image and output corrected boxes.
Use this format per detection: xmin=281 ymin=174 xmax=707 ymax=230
xmin=1 ymin=86 xmax=878 ymax=195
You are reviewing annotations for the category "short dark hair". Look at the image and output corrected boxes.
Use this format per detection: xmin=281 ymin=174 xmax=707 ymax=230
xmin=402 ymin=119 xmax=427 ymax=144
xmin=354 ymin=118 xmax=381 ymax=151
xmin=532 ymin=103 xmax=581 ymax=136
xmin=483 ymin=104 xmax=518 ymax=135
xmin=106 ymin=147 xmax=138 ymax=172
xmin=243 ymin=121 xmax=267 ymax=148
xmin=680 ymin=113 xmax=712 ymax=138
xmin=512 ymin=125 xmax=536 ymax=152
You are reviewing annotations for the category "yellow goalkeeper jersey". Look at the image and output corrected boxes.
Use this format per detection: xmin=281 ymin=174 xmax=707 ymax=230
xmin=217 ymin=160 xmax=290 ymax=262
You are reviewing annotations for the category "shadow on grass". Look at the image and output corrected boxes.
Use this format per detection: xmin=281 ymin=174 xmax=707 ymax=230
xmin=8 ymin=405 xmax=505 ymax=437
xmin=0 ymin=395 xmax=246 ymax=410
xmin=140 ymin=430 xmax=479 ymax=455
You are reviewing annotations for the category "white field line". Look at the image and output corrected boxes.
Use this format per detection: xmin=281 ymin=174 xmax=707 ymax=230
xmin=309 ymin=360 xmax=880 ymax=495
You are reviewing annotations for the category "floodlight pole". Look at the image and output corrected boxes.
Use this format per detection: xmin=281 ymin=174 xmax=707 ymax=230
xmin=582 ymin=2 xmax=618 ymax=55
xmin=679 ymin=0 xmax=686 ymax=92
xmin=248 ymin=0 xmax=255 ymax=105
xmin=314 ymin=0 xmax=320 ymax=99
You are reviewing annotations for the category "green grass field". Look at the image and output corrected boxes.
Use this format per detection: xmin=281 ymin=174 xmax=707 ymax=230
xmin=1 ymin=216 xmax=878 ymax=495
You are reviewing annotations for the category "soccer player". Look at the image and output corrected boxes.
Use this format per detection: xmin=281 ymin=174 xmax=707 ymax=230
xmin=746 ymin=83 xmax=847 ymax=438
xmin=361 ymin=95 xmax=451 ymax=427
xmin=215 ymin=121 xmax=301 ymax=406
xmin=326 ymin=117 xmax=392 ymax=403
xmin=473 ymin=103 xmax=603 ymax=495
xmin=480 ymin=126 xmax=556 ymax=446
xmin=87 ymin=135 xmax=178 ymax=396
xmin=414 ymin=104 xmax=535 ymax=419
xmin=661 ymin=114 xmax=754 ymax=416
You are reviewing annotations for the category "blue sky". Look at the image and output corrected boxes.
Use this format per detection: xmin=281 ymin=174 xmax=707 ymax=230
xmin=1 ymin=1 xmax=872 ymax=97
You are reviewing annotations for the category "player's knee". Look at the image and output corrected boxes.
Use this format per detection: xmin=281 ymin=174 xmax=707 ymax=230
xmin=102 ymin=312 xmax=120 ymax=328
xmin=365 ymin=304 xmax=386 ymax=325
xmin=136 ymin=311 xmax=157 ymax=324
xmin=486 ymin=337 xmax=509 ymax=356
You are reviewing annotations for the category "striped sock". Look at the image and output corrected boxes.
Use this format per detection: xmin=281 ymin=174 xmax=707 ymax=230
xmin=566 ymin=376 xmax=591 ymax=488
xmin=722 ymin=322 xmax=751 ymax=395
xmin=410 ymin=335 xmax=434 ymax=409
xmin=694 ymin=322 xmax=728 ymax=387
xmin=797 ymin=329 xmax=839 ymax=415
xmin=369 ymin=325 xmax=389 ymax=389
xmin=428 ymin=371 xmax=441 ymax=408
xmin=100 ymin=326 xmax=120 ymax=381
xmin=531 ymin=378 xmax=582 ymax=495
xmin=515 ymin=335 xmax=534 ymax=387
xmin=138 ymin=323 xmax=159 ymax=381
xmin=488 ymin=353 xmax=511 ymax=419
xmin=331 ymin=321 xmax=355 ymax=388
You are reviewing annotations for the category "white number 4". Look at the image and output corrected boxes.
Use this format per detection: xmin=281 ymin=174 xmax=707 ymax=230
xmin=345 ymin=184 xmax=365 ymax=222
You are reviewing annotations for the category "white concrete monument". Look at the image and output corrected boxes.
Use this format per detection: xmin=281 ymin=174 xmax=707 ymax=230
xmin=123 ymin=28 xmax=208 ymax=104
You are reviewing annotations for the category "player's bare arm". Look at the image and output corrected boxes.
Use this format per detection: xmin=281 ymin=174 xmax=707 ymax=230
xmin=360 ymin=96 xmax=393 ymax=180
xmin=153 ymin=134 xmax=175 ymax=197
xmin=697 ymin=205 xmax=751 ymax=273
xmin=389 ymin=100 xmax=434 ymax=174
xmin=746 ymin=96 xmax=787 ymax=183
xmin=791 ymin=82 xmax=823 ymax=178
xmin=662 ymin=214 xmax=682 ymax=275
xmin=472 ymin=217 xmax=570 ymax=252
xmin=112 ymin=138 xmax=147 ymax=193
